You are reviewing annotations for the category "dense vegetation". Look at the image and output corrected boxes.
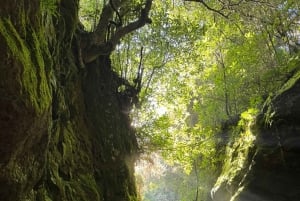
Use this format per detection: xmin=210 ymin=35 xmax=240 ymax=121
xmin=80 ymin=0 xmax=300 ymax=200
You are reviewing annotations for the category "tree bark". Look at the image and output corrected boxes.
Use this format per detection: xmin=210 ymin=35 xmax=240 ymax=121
xmin=0 ymin=0 xmax=150 ymax=200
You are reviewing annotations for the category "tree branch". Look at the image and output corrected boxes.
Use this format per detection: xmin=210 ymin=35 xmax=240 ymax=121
xmin=92 ymin=0 xmax=124 ymax=44
xmin=82 ymin=0 xmax=153 ymax=64
xmin=109 ymin=0 xmax=152 ymax=47
xmin=193 ymin=159 xmax=199 ymax=201
xmin=185 ymin=0 xmax=229 ymax=18
xmin=135 ymin=46 xmax=144 ymax=91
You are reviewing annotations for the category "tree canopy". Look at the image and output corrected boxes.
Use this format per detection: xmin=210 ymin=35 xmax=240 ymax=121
xmin=79 ymin=0 xmax=300 ymax=200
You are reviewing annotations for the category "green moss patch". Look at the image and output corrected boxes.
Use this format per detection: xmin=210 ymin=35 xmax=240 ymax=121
xmin=0 ymin=18 xmax=51 ymax=114
xmin=212 ymin=109 xmax=257 ymax=200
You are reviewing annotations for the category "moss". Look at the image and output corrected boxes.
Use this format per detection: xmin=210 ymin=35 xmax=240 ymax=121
xmin=262 ymin=70 xmax=300 ymax=126
xmin=41 ymin=0 xmax=58 ymax=15
xmin=212 ymin=109 xmax=257 ymax=199
xmin=61 ymin=122 xmax=75 ymax=163
xmin=76 ymin=174 xmax=102 ymax=200
xmin=278 ymin=69 xmax=300 ymax=94
xmin=126 ymin=185 xmax=139 ymax=201
xmin=35 ymin=188 xmax=53 ymax=201
xmin=0 ymin=18 xmax=51 ymax=114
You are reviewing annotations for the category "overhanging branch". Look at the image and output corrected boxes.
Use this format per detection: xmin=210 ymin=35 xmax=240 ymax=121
xmin=82 ymin=0 xmax=153 ymax=64
xmin=185 ymin=0 xmax=229 ymax=18
xmin=109 ymin=0 xmax=152 ymax=47
xmin=92 ymin=0 xmax=124 ymax=44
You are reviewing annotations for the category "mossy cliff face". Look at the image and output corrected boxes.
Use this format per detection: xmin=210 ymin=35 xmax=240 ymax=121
xmin=211 ymin=72 xmax=300 ymax=201
xmin=0 ymin=1 xmax=138 ymax=201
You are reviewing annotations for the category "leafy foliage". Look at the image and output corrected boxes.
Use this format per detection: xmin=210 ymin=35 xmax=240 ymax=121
xmin=79 ymin=0 xmax=300 ymax=199
xmin=79 ymin=0 xmax=103 ymax=30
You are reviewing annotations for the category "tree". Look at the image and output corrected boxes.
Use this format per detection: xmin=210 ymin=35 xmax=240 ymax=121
xmin=0 ymin=0 xmax=153 ymax=200
xmin=79 ymin=0 xmax=153 ymax=63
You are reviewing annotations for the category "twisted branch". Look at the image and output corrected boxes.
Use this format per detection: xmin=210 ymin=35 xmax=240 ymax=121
xmin=82 ymin=0 xmax=153 ymax=63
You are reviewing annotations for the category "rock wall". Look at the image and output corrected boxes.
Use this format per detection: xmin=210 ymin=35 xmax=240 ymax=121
xmin=0 ymin=1 xmax=138 ymax=201
xmin=212 ymin=71 xmax=300 ymax=201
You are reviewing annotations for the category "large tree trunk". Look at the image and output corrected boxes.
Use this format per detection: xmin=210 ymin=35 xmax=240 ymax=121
xmin=0 ymin=1 xmax=139 ymax=200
